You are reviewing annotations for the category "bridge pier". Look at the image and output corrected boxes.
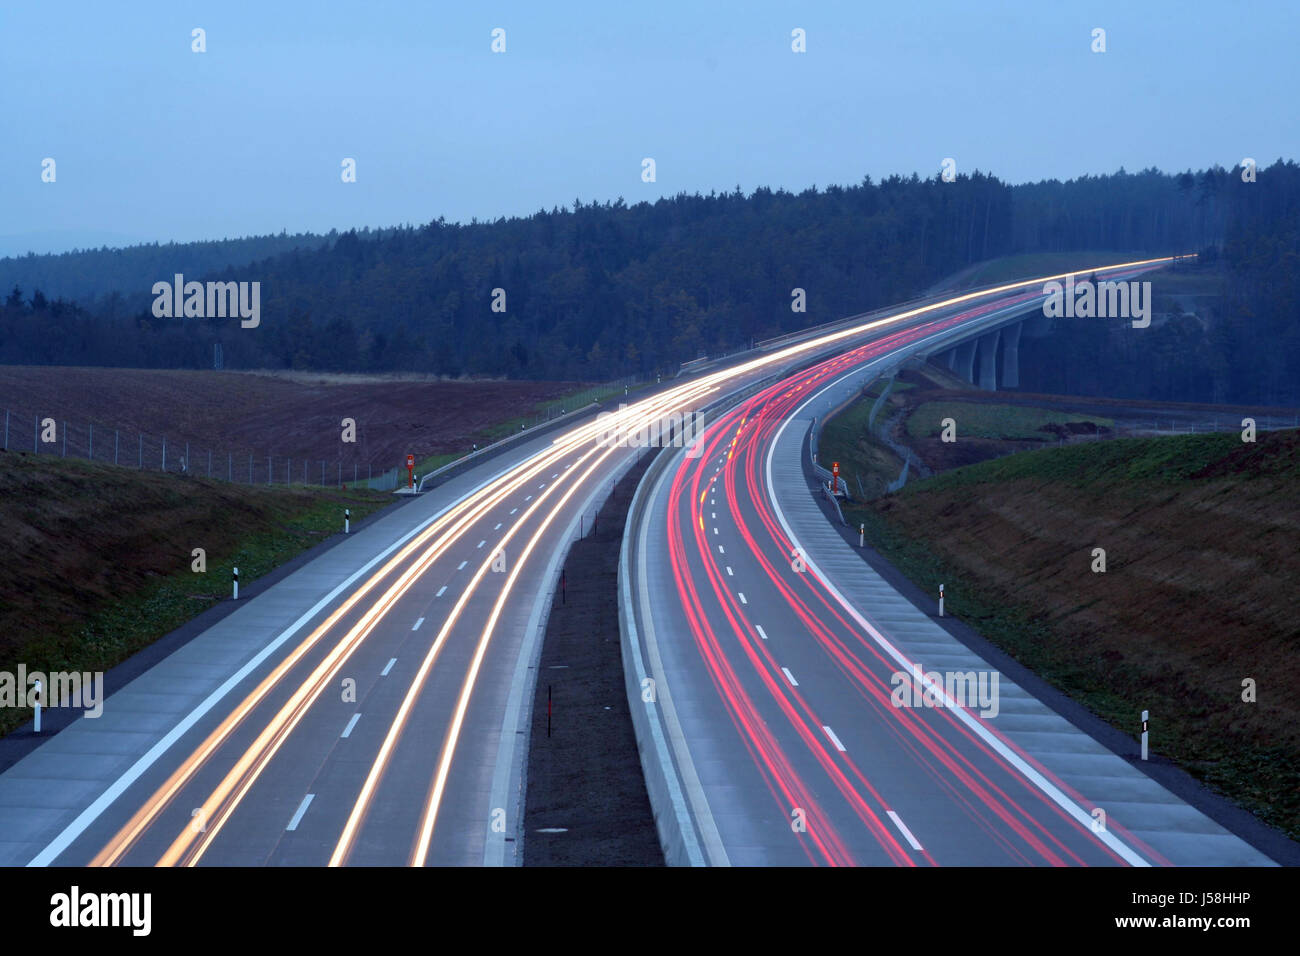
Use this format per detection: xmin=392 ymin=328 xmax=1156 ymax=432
xmin=954 ymin=339 xmax=977 ymax=384
xmin=1000 ymin=321 xmax=1022 ymax=389
xmin=977 ymin=330 xmax=1000 ymax=391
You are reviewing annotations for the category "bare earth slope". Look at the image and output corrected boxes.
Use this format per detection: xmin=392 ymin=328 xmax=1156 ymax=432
xmin=851 ymin=429 xmax=1300 ymax=838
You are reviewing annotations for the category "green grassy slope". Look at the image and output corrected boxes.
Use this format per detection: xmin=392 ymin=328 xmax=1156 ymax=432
xmin=842 ymin=429 xmax=1300 ymax=839
xmin=0 ymin=452 xmax=392 ymax=735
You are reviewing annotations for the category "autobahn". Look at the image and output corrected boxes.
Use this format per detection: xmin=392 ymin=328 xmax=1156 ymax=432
xmin=3 ymin=256 xmax=1198 ymax=867
xmin=624 ymin=258 xmax=1276 ymax=866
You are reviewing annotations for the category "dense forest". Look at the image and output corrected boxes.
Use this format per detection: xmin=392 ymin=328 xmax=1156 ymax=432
xmin=2 ymin=163 xmax=1297 ymax=405
xmin=0 ymin=231 xmax=337 ymax=309
xmin=1014 ymin=163 xmax=1300 ymax=407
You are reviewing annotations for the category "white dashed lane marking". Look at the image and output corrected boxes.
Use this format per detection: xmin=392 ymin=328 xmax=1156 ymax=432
xmin=755 ymin=624 xmax=769 ymax=641
xmin=887 ymin=811 xmax=924 ymax=851
xmin=286 ymin=794 xmax=315 ymax=831
xmin=412 ymin=617 xmax=424 ymax=630
xmin=781 ymin=667 xmax=799 ymax=687
xmin=381 ymin=658 xmax=397 ymax=677
xmin=436 ymin=585 xmax=447 ymax=597
xmin=341 ymin=714 xmax=361 ymax=739
xmin=822 ymin=725 xmax=846 ymax=751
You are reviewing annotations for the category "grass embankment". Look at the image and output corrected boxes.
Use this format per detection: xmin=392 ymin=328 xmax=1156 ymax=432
xmin=0 ymin=451 xmax=391 ymax=735
xmin=414 ymin=381 xmax=632 ymax=475
xmin=905 ymin=401 xmax=1114 ymax=440
xmin=833 ymin=425 xmax=1300 ymax=840
xmin=818 ymin=385 xmax=906 ymax=499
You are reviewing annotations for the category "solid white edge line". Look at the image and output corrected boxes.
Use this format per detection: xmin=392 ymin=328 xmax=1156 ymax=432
xmin=633 ymin=445 xmax=729 ymax=866
xmin=764 ymin=325 xmax=1153 ymax=868
xmin=286 ymin=793 xmax=315 ymax=831
xmin=483 ymin=449 xmax=645 ymax=866
xmin=25 ymin=452 xmax=530 ymax=867
xmin=887 ymin=810 xmax=924 ymax=851
xmin=341 ymin=713 xmax=361 ymax=739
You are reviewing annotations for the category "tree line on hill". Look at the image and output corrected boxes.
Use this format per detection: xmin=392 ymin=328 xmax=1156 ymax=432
xmin=1 ymin=162 xmax=1297 ymax=406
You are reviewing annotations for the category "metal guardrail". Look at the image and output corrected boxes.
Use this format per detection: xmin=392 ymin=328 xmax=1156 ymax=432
xmin=416 ymin=402 xmax=601 ymax=493
xmin=619 ymin=273 xmax=1169 ymax=861
xmin=619 ymin=355 xmax=834 ymax=865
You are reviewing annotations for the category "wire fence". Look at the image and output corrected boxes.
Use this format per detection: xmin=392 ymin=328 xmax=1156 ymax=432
xmin=2 ymin=409 xmax=401 ymax=491
xmin=0 ymin=377 xmax=645 ymax=494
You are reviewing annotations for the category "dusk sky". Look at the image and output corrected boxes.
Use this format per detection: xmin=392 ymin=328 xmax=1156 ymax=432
xmin=2 ymin=0 xmax=1297 ymax=256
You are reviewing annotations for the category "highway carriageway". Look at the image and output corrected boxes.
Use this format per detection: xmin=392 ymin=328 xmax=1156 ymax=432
xmin=1 ymin=257 xmax=1196 ymax=866
xmin=623 ymin=258 xmax=1274 ymax=866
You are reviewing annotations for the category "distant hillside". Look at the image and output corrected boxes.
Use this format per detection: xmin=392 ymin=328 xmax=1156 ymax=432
xmin=0 ymin=231 xmax=336 ymax=308
xmin=850 ymin=428 xmax=1300 ymax=839
xmin=1 ymin=163 xmax=1296 ymax=398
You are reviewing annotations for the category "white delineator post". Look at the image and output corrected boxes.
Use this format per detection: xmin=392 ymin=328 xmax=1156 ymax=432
xmin=232 ymin=567 xmax=239 ymax=600
xmin=33 ymin=678 xmax=42 ymax=734
xmin=345 ymin=508 xmax=350 ymax=534
xmin=939 ymin=583 xmax=945 ymax=618
xmin=859 ymin=523 xmax=865 ymax=547
xmin=1141 ymin=710 xmax=1149 ymax=761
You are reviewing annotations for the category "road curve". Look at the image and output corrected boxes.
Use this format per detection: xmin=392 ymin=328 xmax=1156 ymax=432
xmin=627 ymin=260 xmax=1276 ymax=866
xmin=2 ymin=257 xmax=1209 ymax=867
